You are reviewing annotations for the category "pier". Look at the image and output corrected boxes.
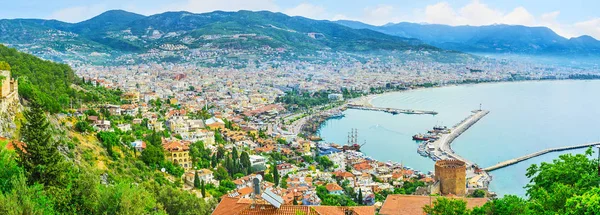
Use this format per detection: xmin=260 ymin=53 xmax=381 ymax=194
xmin=422 ymin=110 xmax=491 ymax=187
xmin=346 ymin=104 xmax=438 ymax=115
xmin=483 ymin=142 xmax=600 ymax=172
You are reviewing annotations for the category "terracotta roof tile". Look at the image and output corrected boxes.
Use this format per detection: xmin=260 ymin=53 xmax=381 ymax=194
xmin=379 ymin=195 xmax=487 ymax=215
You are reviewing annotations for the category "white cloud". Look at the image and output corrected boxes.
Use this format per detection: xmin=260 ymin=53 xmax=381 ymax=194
xmin=48 ymin=4 xmax=107 ymax=23
xmin=417 ymin=0 xmax=600 ymax=39
xmin=331 ymin=5 xmax=403 ymax=26
xmin=154 ymin=0 xmax=280 ymax=15
xmin=424 ymin=2 xmax=460 ymax=25
xmin=574 ymin=18 xmax=600 ymax=39
xmin=423 ymin=0 xmax=532 ymax=26
xmin=361 ymin=5 xmax=403 ymax=25
xmin=284 ymin=3 xmax=327 ymax=20
xmin=501 ymin=7 xmax=535 ymax=26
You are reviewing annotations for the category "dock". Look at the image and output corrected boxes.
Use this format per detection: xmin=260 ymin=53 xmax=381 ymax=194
xmin=423 ymin=110 xmax=491 ymax=187
xmin=346 ymin=104 xmax=438 ymax=115
xmin=483 ymin=142 xmax=600 ymax=172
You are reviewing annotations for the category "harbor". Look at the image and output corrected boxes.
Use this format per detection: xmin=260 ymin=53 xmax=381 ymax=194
xmin=415 ymin=110 xmax=492 ymax=188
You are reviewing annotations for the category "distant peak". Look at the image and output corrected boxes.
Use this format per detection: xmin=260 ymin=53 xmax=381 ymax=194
xmin=570 ymin=35 xmax=598 ymax=41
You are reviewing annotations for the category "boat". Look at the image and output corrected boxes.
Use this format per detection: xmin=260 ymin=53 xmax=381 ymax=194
xmin=433 ymin=125 xmax=448 ymax=131
xmin=412 ymin=134 xmax=430 ymax=141
xmin=328 ymin=112 xmax=345 ymax=119
xmin=343 ymin=128 xmax=365 ymax=151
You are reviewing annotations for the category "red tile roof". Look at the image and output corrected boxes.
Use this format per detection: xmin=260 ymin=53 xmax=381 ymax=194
xmin=212 ymin=197 xmax=375 ymax=215
xmin=325 ymin=183 xmax=343 ymax=192
xmin=379 ymin=195 xmax=487 ymax=215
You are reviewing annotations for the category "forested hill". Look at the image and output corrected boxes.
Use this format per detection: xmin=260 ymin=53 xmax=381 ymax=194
xmin=0 ymin=44 xmax=120 ymax=112
xmin=0 ymin=10 xmax=475 ymax=65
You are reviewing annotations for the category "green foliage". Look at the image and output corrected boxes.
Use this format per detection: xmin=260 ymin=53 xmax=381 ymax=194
xmin=0 ymin=140 xmax=21 ymax=193
xmin=471 ymin=189 xmax=486 ymax=198
xmin=276 ymin=90 xmax=331 ymax=110
xmin=74 ymin=121 xmax=94 ymax=133
xmin=471 ymin=195 xmax=532 ymax=215
xmin=17 ymin=101 xmax=70 ymax=187
xmin=0 ymin=174 xmax=55 ymax=214
xmin=564 ymin=187 xmax=600 ymax=214
xmin=317 ymin=156 xmax=334 ymax=170
xmin=194 ymin=171 xmax=201 ymax=188
xmin=0 ymin=61 xmax=10 ymax=70
xmin=96 ymin=131 xmax=119 ymax=159
xmin=152 ymin=184 xmax=214 ymax=215
xmin=0 ymin=45 xmax=75 ymax=112
xmin=161 ymin=161 xmax=185 ymax=177
xmin=97 ymin=182 xmax=159 ymax=214
xmin=273 ymin=163 xmax=280 ymax=186
xmin=316 ymin=185 xmax=357 ymax=206
xmin=524 ymin=147 xmax=600 ymax=213
xmin=423 ymin=197 xmax=471 ymax=215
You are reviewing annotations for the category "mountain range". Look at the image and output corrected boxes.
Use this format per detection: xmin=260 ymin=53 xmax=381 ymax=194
xmin=0 ymin=9 xmax=597 ymax=66
xmin=1 ymin=10 xmax=464 ymax=64
xmin=335 ymin=20 xmax=600 ymax=56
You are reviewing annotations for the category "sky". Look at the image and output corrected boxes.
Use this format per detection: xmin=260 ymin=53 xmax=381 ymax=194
xmin=2 ymin=0 xmax=599 ymax=39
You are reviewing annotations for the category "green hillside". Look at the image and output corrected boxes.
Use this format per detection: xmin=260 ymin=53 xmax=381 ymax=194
xmin=0 ymin=46 xmax=215 ymax=215
xmin=0 ymin=44 xmax=121 ymax=113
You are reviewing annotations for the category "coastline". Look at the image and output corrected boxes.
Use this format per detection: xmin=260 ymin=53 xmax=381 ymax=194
xmin=314 ymin=78 xmax=600 ymax=195
xmin=352 ymin=78 xmax=600 ymax=108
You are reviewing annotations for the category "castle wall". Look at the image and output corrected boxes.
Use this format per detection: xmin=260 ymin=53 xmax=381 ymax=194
xmin=0 ymin=70 xmax=10 ymax=98
xmin=435 ymin=160 xmax=467 ymax=196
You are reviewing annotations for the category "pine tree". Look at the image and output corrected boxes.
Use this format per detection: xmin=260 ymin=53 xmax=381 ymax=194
xmin=273 ymin=163 xmax=280 ymax=186
xmin=17 ymin=100 xmax=69 ymax=187
xmin=200 ymin=180 xmax=206 ymax=198
xmin=210 ymin=154 xmax=217 ymax=168
xmin=194 ymin=171 xmax=201 ymax=188
xmin=357 ymin=188 xmax=363 ymax=205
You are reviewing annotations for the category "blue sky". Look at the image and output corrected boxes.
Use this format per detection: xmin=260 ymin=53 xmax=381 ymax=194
xmin=2 ymin=0 xmax=599 ymax=39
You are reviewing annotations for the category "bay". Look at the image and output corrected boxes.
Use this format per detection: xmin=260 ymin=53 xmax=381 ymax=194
xmin=317 ymin=80 xmax=600 ymax=196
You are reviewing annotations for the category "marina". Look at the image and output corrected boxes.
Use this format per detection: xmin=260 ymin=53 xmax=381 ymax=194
xmin=415 ymin=109 xmax=491 ymax=187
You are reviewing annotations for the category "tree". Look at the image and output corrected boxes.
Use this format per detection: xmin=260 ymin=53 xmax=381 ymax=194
xmin=273 ymin=164 xmax=280 ymax=186
xmin=423 ymin=198 xmax=470 ymax=215
xmin=280 ymin=175 xmax=288 ymax=189
xmin=194 ymin=171 xmax=201 ymax=189
xmin=17 ymin=100 xmax=69 ymax=187
xmin=357 ymin=188 xmax=363 ymax=205
xmin=201 ymin=180 xmax=206 ymax=198
xmin=214 ymin=166 xmax=229 ymax=181
xmin=141 ymin=145 xmax=164 ymax=167
xmin=471 ymin=195 xmax=532 ymax=215
xmin=564 ymin=187 xmax=600 ymax=214
xmin=524 ymin=147 xmax=600 ymax=213
xmin=471 ymin=189 xmax=486 ymax=198
xmin=0 ymin=174 xmax=55 ymax=214
xmin=317 ymin=156 xmax=334 ymax=170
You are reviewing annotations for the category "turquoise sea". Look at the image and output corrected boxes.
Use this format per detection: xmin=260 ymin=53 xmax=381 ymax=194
xmin=317 ymin=80 xmax=600 ymax=197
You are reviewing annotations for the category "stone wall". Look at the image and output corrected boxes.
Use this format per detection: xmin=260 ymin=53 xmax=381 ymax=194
xmin=434 ymin=159 xmax=467 ymax=196
xmin=0 ymin=70 xmax=20 ymax=138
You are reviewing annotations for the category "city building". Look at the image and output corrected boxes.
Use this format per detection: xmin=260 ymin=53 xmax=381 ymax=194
xmin=163 ymin=139 xmax=192 ymax=171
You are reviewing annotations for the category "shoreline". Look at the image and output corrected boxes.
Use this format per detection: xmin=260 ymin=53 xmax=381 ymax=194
xmin=313 ymin=78 xmax=600 ymax=194
xmin=351 ymin=78 xmax=600 ymax=108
